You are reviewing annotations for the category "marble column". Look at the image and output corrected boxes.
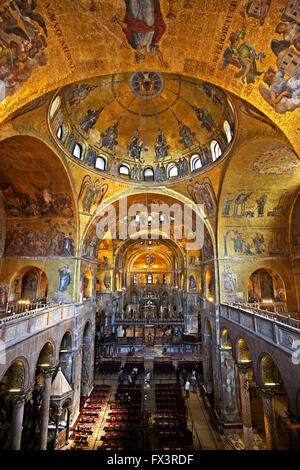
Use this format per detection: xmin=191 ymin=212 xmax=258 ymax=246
xmin=66 ymin=407 xmax=71 ymax=442
xmin=9 ymin=392 xmax=26 ymax=450
xmin=260 ymin=387 xmax=278 ymax=450
xmin=202 ymin=332 xmax=213 ymax=394
xmin=81 ymin=335 xmax=93 ymax=396
xmin=237 ymin=363 xmax=254 ymax=450
xmin=40 ymin=366 xmax=56 ymax=450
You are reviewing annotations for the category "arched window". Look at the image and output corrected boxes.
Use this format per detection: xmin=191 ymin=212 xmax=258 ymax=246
xmin=167 ymin=163 xmax=178 ymax=178
xmin=133 ymin=273 xmax=138 ymax=285
xmin=57 ymin=122 xmax=68 ymax=144
xmin=210 ymin=140 xmax=222 ymax=161
xmin=56 ymin=126 xmax=63 ymax=140
xmin=50 ymin=96 xmax=61 ymax=120
xmin=147 ymin=273 xmax=153 ymax=284
xmin=190 ymin=154 xmax=202 ymax=171
xmin=95 ymin=156 xmax=106 ymax=171
xmin=119 ymin=165 xmax=130 ymax=177
xmin=144 ymin=167 xmax=154 ymax=182
xmin=73 ymin=143 xmax=84 ymax=159
xmin=223 ymin=120 xmax=233 ymax=143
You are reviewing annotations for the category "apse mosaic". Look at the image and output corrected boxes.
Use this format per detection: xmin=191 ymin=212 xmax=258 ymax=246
xmin=49 ymin=72 xmax=235 ymax=185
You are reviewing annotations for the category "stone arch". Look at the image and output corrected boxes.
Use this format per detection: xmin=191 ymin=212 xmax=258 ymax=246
xmin=0 ymin=357 xmax=29 ymax=391
xmin=247 ymin=267 xmax=287 ymax=306
xmin=204 ymin=317 xmax=212 ymax=334
xmin=8 ymin=266 xmax=48 ymax=306
xmin=236 ymin=337 xmax=252 ymax=364
xmin=221 ymin=327 xmax=233 ymax=349
xmin=258 ymin=353 xmax=285 ymax=389
xmin=35 ymin=341 xmax=55 ymax=373
xmin=205 ymin=268 xmax=214 ymax=300
xmin=58 ymin=331 xmax=73 ymax=385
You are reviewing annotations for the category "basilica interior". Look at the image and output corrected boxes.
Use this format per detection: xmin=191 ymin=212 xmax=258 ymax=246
xmin=1 ymin=0 xmax=300 ymax=452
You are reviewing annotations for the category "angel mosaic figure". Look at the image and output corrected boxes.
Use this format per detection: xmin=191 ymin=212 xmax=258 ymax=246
xmin=78 ymin=176 xmax=108 ymax=214
xmin=221 ymin=11 xmax=265 ymax=84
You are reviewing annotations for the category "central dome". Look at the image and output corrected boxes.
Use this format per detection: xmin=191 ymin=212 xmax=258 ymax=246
xmin=49 ymin=72 xmax=236 ymax=183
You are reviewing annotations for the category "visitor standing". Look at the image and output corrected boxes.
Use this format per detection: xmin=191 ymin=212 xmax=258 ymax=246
xmin=185 ymin=379 xmax=190 ymax=398
xmin=146 ymin=370 xmax=151 ymax=386
xmin=118 ymin=368 xmax=125 ymax=384
xmin=191 ymin=372 xmax=197 ymax=393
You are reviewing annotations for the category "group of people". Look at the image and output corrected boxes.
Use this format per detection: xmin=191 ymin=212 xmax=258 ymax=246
xmin=118 ymin=366 xmax=151 ymax=387
xmin=118 ymin=366 xmax=139 ymax=386
xmin=176 ymin=366 xmax=200 ymax=398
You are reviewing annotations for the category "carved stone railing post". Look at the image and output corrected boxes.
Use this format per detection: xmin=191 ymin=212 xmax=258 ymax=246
xmin=237 ymin=363 xmax=254 ymax=450
xmin=260 ymin=387 xmax=278 ymax=450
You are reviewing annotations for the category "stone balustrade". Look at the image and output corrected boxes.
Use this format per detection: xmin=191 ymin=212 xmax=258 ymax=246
xmin=0 ymin=301 xmax=94 ymax=346
xmin=220 ymin=303 xmax=300 ymax=354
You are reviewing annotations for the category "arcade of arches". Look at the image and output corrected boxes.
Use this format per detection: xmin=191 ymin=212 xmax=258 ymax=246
xmin=1 ymin=0 xmax=300 ymax=452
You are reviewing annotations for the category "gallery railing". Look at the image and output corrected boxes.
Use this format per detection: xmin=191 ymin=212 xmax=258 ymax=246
xmin=0 ymin=301 xmax=93 ymax=344
xmin=220 ymin=303 xmax=300 ymax=354
xmin=221 ymin=302 xmax=300 ymax=330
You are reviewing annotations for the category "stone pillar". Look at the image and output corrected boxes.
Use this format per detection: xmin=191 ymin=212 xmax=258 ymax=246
xmin=260 ymin=387 xmax=278 ymax=450
xmin=202 ymin=332 xmax=213 ymax=394
xmin=66 ymin=407 xmax=71 ymax=442
xmin=9 ymin=392 xmax=26 ymax=450
xmin=237 ymin=363 xmax=254 ymax=450
xmin=40 ymin=366 xmax=56 ymax=450
xmin=81 ymin=335 xmax=93 ymax=396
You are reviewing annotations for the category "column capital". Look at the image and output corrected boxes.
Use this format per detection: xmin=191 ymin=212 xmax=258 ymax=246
xmin=41 ymin=365 xmax=56 ymax=379
xmin=9 ymin=392 xmax=27 ymax=407
xmin=260 ymin=387 xmax=276 ymax=399
xmin=237 ymin=362 xmax=252 ymax=375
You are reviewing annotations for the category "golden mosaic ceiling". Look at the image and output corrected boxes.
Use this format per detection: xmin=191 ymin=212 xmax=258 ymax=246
xmin=0 ymin=0 xmax=299 ymax=157
xmin=51 ymin=72 xmax=235 ymax=169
